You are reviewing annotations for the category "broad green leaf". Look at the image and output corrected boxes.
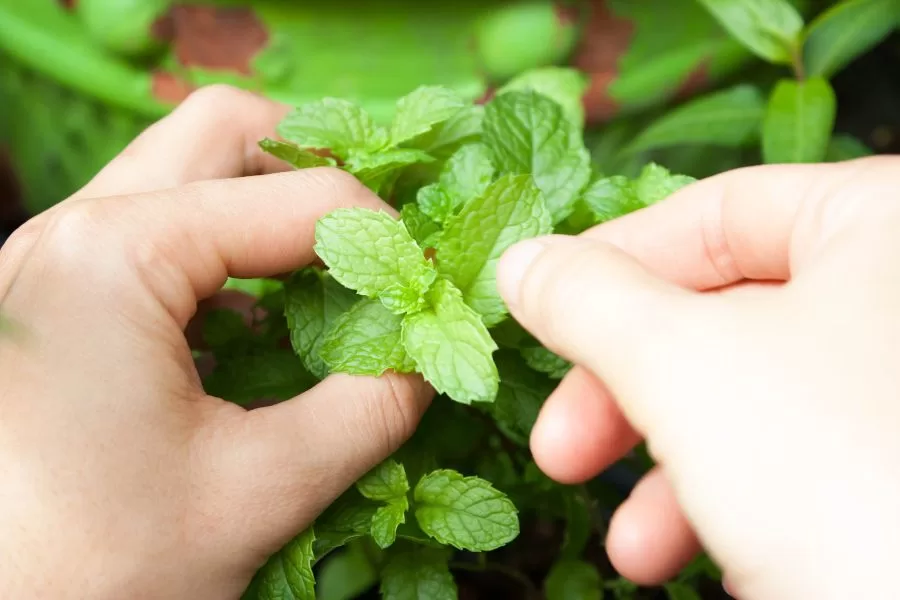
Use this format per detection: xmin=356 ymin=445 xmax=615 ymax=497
xmin=391 ymin=86 xmax=468 ymax=147
xmin=277 ymin=98 xmax=387 ymax=159
xmin=625 ymin=85 xmax=765 ymax=153
xmin=414 ymin=469 xmax=519 ymax=551
xmin=344 ymin=149 xmax=435 ymax=193
xmin=283 ymin=269 xmax=358 ymax=380
xmin=401 ymin=279 xmax=499 ymax=404
xmin=544 ymin=559 xmax=603 ymax=600
xmin=581 ymin=175 xmax=643 ymax=222
xmin=499 ymin=66 xmax=590 ymax=128
xmin=633 ymin=163 xmax=697 ymax=205
xmin=484 ymin=90 xmax=591 ymax=223
xmin=399 ymin=203 xmax=441 ymax=247
xmin=319 ymin=299 xmax=415 ymax=376
xmin=316 ymin=544 xmax=378 ymax=600
xmin=371 ymin=499 xmax=409 ymax=548
xmin=521 ymin=346 xmax=572 ymax=380
xmin=356 ymin=459 xmax=410 ymax=502
xmin=804 ymin=0 xmax=900 ymax=78
xmin=437 ymin=175 xmax=552 ymax=325
xmin=407 ymin=105 xmax=484 ymax=158
xmin=664 ymin=582 xmax=704 ymax=600
xmin=203 ymin=348 xmax=317 ymax=406
xmin=255 ymin=528 xmax=316 ymax=600
xmin=762 ymin=77 xmax=837 ymax=163
xmin=417 ymin=183 xmax=455 ymax=223
xmin=489 ymin=351 xmax=555 ymax=445
xmin=380 ymin=548 xmax=458 ymax=600
xmin=825 ymin=133 xmax=874 ymax=162
xmin=313 ymin=489 xmax=379 ymax=558
xmin=314 ymin=209 xmax=437 ymax=312
xmin=561 ymin=492 xmax=592 ymax=560
xmin=258 ymin=138 xmax=337 ymax=169
xmin=439 ymin=143 xmax=496 ymax=207
xmin=202 ymin=308 xmax=249 ymax=352
xmin=695 ymin=0 xmax=804 ymax=64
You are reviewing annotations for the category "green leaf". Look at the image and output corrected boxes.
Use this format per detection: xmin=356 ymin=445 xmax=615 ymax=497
xmin=695 ymin=0 xmax=804 ymax=64
xmin=400 ymin=203 xmax=441 ymax=247
xmin=391 ymin=86 xmax=468 ymax=147
xmin=581 ymin=175 xmax=644 ymax=222
xmin=439 ymin=143 xmax=496 ymax=207
xmin=499 ymin=66 xmax=590 ymax=129
xmin=203 ymin=348 xmax=316 ymax=406
xmin=380 ymin=548 xmax=458 ymax=600
xmin=319 ymin=299 xmax=414 ymax=376
xmin=258 ymin=138 xmax=337 ymax=169
xmin=414 ymin=469 xmax=519 ymax=551
xmin=521 ymin=346 xmax=572 ymax=380
xmin=371 ymin=499 xmax=409 ymax=549
xmin=277 ymin=98 xmax=387 ymax=159
xmin=202 ymin=308 xmax=249 ymax=352
xmin=255 ymin=528 xmax=317 ymax=600
xmin=437 ymin=175 xmax=552 ymax=325
xmin=357 ymin=459 xmax=410 ymax=502
xmin=825 ymin=133 xmax=874 ymax=162
xmin=313 ymin=490 xmax=379 ymax=558
xmin=283 ymin=269 xmax=358 ymax=380
xmin=803 ymin=0 xmax=900 ymax=78
xmin=625 ymin=85 xmax=765 ymax=154
xmin=484 ymin=90 xmax=591 ymax=224
xmin=344 ymin=149 xmax=435 ymax=193
xmin=544 ymin=559 xmax=603 ymax=600
xmin=402 ymin=279 xmax=499 ymax=404
xmin=407 ymin=105 xmax=484 ymax=158
xmin=664 ymin=581 xmax=704 ymax=600
xmin=633 ymin=163 xmax=697 ymax=205
xmin=762 ymin=77 xmax=837 ymax=163
xmin=314 ymin=209 xmax=437 ymax=313
xmin=316 ymin=543 xmax=378 ymax=600
xmin=489 ymin=351 xmax=555 ymax=445
xmin=417 ymin=183 xmax=455 ymax=223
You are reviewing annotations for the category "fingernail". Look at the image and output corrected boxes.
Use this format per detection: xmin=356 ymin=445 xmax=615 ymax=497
xmin=497 ymin=239 xmax=546 ymax=308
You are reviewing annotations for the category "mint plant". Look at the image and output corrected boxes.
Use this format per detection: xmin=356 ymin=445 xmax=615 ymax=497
xmin=203 ymin=70 xmax=716 ymax=600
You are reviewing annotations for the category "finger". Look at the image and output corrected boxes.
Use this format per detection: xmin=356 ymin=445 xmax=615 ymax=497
xmin=72 ymin=85 xmax=292 ymax=200
xmin=207 ymin=372 xmax=433 ymax=553
xmin=530 ymin=366 xmax=640 ymax=484
xmin=582 ymin=156 xmax=899 ymax=290
xmin=607 ymin=467 xmax=701 ymax=585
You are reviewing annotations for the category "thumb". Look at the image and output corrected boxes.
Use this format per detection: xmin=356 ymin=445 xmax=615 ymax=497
xmin=497 ymin=234 xmax=710 ymax=435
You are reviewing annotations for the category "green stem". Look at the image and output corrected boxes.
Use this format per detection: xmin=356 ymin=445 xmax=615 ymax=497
xmin=791 ymin=42 xmax=807 ymax=81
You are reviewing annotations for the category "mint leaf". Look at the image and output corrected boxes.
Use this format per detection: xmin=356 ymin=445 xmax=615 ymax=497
xmin=634 ymin=163 xmax=696 ymax=205
xmin=255 ymin=527 xmax=317 ymax=600
xmin=408 ymin=105 xmax=484 ymax=158
xmin=762 ymin=77 xmax=837 ymax=163
xmin=489 ymin=351 xmax=555 ymax=445
xmin=625 ymin=85 xmax=765 ymax=154
xmin=544 ymin=559 xmax=603 ymax=600
xmin=202 ymin=308 xmax=249 ymax=352
xmin=803 ymin=0 xmax=900 ymax=78
xmin=499 ymin=66 xmax=589 ymax=129
xmin=344 ymin=149 xmax=435 ymax=193
xmin=371 ymin=499 xmax=409 ymax=549
xmin=357 ymin=459 xmax=410 ymax=501
xmin=696 ymin=0 xmax=804 ymax=64
xmin=825 ymin=133 xmax=873 ymax=162
xmin=417 ymin=183 xmax=455 ymax=223
xmin=314 ymin=489 xmax=379 ymax=558
xmin=484 ymin=90 xmax=591 ymax=224
xmin=391 ymin=86 xmax=468 ymax=147
xmin=399 ymin=203 xmax=441 ymax=248
xmin=380 ymin=548 xmax=457 ymax=600
xmin=203 ymin=348 xmax=317 ymax=406
xmin=437 ymin=175 xmax=552 ymax=326
xmin=439 ymin=143 xmax=496 ymax=207
xmin=277 ymin=98 xmax=387 ymax=159
xmin=258 ymin=138 xmax=337 ymax=169
xmin=319 ymin=299 xmax=414 ymax=376
xmin=316 ymin=543 xmax=378 ymax=600
xmin=284 ymin=269 xmax=358 ymax=380
xmin=401 ymin=279 xmax=499 ymax=404
xmin=314 ymin=209 xmax=436 ymax=313
xmin=521 ymin=346 xmax=572 ymax=380
xmin=414 ymin=469 xmax=519 ymax=551
xmin=581 ymin=175 xmax=643 ymax=222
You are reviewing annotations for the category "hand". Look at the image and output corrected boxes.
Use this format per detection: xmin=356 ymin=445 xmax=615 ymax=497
xmin=0 ymin=86 xmax=431 ymax=599
xmin=497 ymin=156 xmax=900 ymax=600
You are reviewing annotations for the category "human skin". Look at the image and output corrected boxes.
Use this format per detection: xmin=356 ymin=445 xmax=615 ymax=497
xmin=0 ymin=86 xmax=432 ymax=599
xmin=496 ymin=155 xmax=900 ymax=600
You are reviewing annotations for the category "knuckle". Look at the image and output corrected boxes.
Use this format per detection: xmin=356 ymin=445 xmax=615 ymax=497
xmin=36 ymin=201 xmax=112 ymax=265
xmin=181 ymin=83 xmax=253 ymax=113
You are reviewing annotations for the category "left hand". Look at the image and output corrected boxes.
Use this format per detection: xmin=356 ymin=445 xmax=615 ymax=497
xmin=0 ymin=85 xmax=431 ymax=600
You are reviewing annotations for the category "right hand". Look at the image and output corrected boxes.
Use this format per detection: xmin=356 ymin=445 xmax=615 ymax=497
xmin=496 ymin=156 xmax=900 ymax=600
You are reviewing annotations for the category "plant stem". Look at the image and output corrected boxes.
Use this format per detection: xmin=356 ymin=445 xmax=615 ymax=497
xmin=791 ymin=42 xmax=806 ymax=81
xmin=450 ymin=560 xmax=538 ymax=597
